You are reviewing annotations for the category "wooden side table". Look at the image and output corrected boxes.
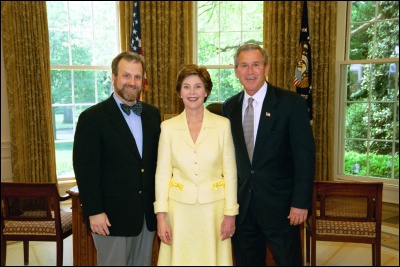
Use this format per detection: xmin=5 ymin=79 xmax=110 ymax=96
xmin=67 ymin=186 xmax=97 ymax=266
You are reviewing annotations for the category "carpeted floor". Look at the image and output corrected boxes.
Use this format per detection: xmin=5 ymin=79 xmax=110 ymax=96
xmin=381 ymin=202 xmax=399 ymax=251
xmin=382 ymin=225 xmax=399 ymax=251
xmin=4 ymin=201 xmax=399 ymax=266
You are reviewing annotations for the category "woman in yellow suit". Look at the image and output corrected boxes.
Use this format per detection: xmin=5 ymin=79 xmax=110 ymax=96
xmin=154 ymin=64 xmax=239 ymax=266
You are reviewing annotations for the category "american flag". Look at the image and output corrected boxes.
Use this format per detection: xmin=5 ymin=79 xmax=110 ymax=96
xmin=130 ymin=1 xmax=148 ymax=93
xmin=294 ymin=76 xmax=300 ymax=87
xmin=293 ymin=1 xmax=312 ymax=123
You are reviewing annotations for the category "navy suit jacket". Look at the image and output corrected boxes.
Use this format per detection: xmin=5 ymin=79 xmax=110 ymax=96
xmin=222 ymin=82 xmax=315 ymax=228
xmin=73 ymin=94 xmax=161 ymax=236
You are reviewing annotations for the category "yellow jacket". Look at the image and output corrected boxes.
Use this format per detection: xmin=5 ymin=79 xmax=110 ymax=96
xmin=154 ymin=109 xmax=239 ymax=216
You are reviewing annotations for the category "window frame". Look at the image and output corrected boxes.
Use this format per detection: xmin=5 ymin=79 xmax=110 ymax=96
xmin=193 ymin=1 xmax=264 ymax=104
xmin=334 ymin=1 xmax=399 ymax=203
xmin=47 ymin=1 xmax=121 ymax=180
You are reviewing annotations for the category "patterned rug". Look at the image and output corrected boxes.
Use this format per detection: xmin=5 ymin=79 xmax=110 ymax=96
xmin=382 ymin=225 xmax=399 ymax=251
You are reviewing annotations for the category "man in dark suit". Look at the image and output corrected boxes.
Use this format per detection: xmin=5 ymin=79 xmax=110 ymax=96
xmin=222 ymin=44 xmax=315 ymax=266
xmin=73 ymin=51 xmax=161 ymax=266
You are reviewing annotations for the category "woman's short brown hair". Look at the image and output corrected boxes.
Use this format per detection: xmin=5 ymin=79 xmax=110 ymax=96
xmin=176 ymin=64 xmax=213 ymax=103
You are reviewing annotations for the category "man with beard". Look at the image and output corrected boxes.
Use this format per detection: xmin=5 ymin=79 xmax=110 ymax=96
xmin=73 ymin=51 xmax=161 ymax=266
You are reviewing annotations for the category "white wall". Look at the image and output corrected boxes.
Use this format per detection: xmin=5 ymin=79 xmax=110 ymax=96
xmin=1 ymin=33 xmax=12 ymax=183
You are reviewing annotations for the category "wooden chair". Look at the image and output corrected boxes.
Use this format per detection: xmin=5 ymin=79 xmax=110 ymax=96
xmin=206 ymin=102 xmax=223 ymax=115
xmin=1 ymin=182 xmax=73 ymax=266
xmin=305 ymin=181 xmax=383 ymax=266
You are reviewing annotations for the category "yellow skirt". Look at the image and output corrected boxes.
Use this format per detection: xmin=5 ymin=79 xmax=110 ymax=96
xmin=157 ymin=199 xmax=233 ymax=266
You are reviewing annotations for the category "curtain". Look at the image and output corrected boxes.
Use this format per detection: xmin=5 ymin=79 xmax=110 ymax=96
xmin=1 ymin=1 xmax=334 ymax=184
xmin=119 ymin=1 xmax=134 ymax=52
xmin=1 ymin=1 xmax=56 ymax=183
xmin=264 ymin=1 xmax=337 ymax=182
xmin=121 ymin=1 xmax=193 ymax=118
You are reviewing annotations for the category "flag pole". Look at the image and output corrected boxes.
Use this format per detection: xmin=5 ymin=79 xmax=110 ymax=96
xmin=293 ymin=1 xmax=313 ymax=125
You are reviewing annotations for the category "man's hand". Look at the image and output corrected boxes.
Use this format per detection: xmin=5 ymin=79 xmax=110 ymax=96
xmin=287 ymin=207 xmax=308 ymax=225
xmin=89 ymin=212 xmax=111 ymax=236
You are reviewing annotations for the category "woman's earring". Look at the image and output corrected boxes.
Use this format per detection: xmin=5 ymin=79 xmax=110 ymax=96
xmin=205 ymin=94 xmax=207 ymax=97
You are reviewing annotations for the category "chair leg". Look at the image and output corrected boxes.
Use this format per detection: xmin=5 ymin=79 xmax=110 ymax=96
xmin=373 ymin=243 xmax=381 ymax=266
xmin=377 ymin=245 xmax=381 ymax=266
xmin=23 ymin=240 xmax=29 ymax=265
xmin=372 ymin=244 xmax=376 ymax=266
xmin=1 ymin=240 xmax=6 ymax=266
xmin=305 ymin=230 xmax=310 ymax=265
xmin=56 ymin=241 xmax=63 ymax=266
xmin=311 ymin=238 xmax=316 ymax=266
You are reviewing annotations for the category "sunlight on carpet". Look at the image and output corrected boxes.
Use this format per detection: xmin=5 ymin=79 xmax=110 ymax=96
xmin=382 ymin=225 xmax=399 ymax=251
xmin=307 ymin=225 xmax=399 ymax=266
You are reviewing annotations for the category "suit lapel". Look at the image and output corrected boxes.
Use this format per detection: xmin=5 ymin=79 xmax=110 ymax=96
xmin=175 ymin=112 xmax=195 ymax=149
xmin=231 ymin=92 xmax=251 ymax=163
xmin=175 ymin=110 xmax=213 ymax=148
xmin=253 ymin=84 xmax=277 ymax=162
xmin=106 ymin=96 xmax=142 ymax=160
xmin=141 ymin=103 xmax=158 ymax=162
xmin=195 ymin=109 xmax=214 ymax=146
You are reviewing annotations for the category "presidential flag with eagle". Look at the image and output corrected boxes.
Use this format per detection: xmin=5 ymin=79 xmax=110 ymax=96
xmin=293 ymin=1 xmax=313 ymax=125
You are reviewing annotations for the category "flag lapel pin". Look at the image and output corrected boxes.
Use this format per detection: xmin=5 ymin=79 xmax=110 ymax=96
xmin=266 ymin=112 xmax=271 ymax=117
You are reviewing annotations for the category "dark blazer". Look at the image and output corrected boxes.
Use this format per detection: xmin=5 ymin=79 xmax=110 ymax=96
xmin=73 ymin=94 xmax=161 ymax=236
xmin=222 ymin=82 xmax=315 ymax=228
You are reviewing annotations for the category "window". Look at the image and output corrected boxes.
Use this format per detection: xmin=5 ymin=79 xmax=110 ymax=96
xmin=335 ymin=2 xmax=399 ymax=187
xmin=195 ymin=1 xmax=263 ymax=103
xmin=47 ymin=1 xmax=120 ymax=178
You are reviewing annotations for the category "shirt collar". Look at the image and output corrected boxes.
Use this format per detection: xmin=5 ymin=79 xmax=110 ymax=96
xmin=243 ymin=81 xmax=267 ymax=108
